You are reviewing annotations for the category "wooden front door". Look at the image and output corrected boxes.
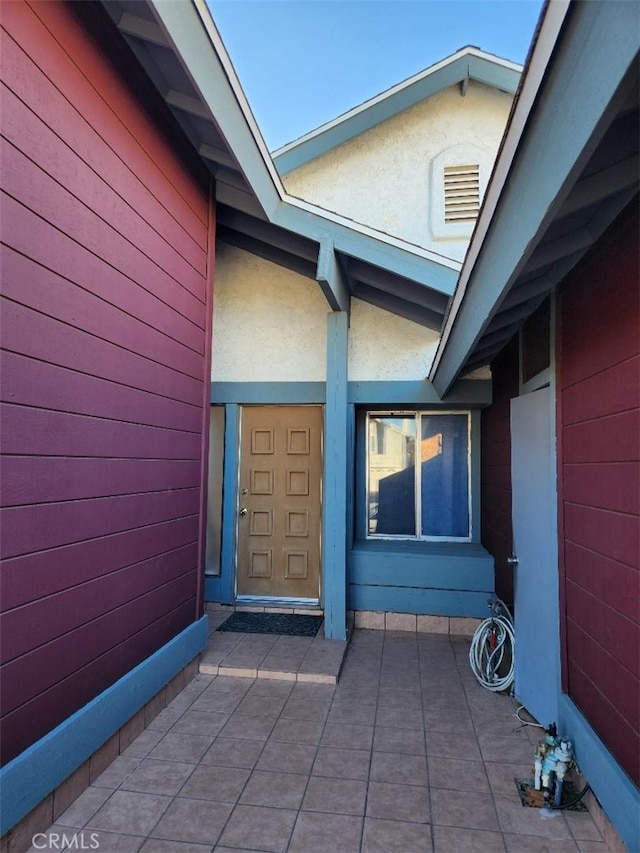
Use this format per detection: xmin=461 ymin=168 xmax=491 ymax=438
xmin=237 ymin=406 xmax=322 ymax=601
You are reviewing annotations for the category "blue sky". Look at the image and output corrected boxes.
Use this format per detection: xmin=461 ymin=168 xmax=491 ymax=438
xmin=208 ymin=0 xmax=544 ymax=151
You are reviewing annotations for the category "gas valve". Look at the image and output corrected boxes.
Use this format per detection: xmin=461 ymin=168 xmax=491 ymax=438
xmin=534 ymin=723 xmax=573 ymax=808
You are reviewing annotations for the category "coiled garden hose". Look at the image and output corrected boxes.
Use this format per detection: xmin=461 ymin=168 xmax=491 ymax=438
xmin=469 ymin=599 xmax=515 ymax=692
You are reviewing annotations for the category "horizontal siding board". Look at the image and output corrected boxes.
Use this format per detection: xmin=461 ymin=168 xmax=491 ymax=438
xmin=0 ymin=405 xmax=201 ymax=460
xmin=0 ymin=490 xmax=200 ymax=559
xmin=1 ymin=572 xmax=197 ymax=715
xmin=1 ymin=457 xmax=201 ymax=506
xmin=568 ymin=661 xmax=639 ymax=787
xmin=564 ymin=540 xmax=639 ymax=623
xmin=563 ymin=462 xmax=640 ymax=515
xmin=1 ymin=151 xmax=205 ymax=325
xmin=1 ymin=2 xmax=208 ymax=238
xmin=0 ymin=600 xmax=194 ymax=764
xmin=0 ymin=516 xmax=198 ymax=612
xmin=565 ymin=579 xmax=639 ymax=678
xmin=1 ymin=298 xmax=203 ymax=406
xmin=563 ymin=410 xmax=639 ymax=463
xmin=1 ymin=517 xmax=199 ymax=610
xmin=2 ymin=246 xmax=205 ymax=376
xmin=1 ymin=201 xmax=204 ymax=353
xmin=0 ymin=67 xmax=204 ymax=271
xmin=564 ymin=503 xmax=639 ymax=569
xmin=561 ymin=356 xmax=639 ymax=425
xmin=0 ymin=352 xmax=202 ymax=433
xmin=349 ymin=585 xmax=489 ymax=617
xmin=1 ymin=543 xmax=198 ymax=662
xmin=566 ymin=620 xmax=639 ymax=732
xmin=1 ymin=82 xmax=206 ymax=290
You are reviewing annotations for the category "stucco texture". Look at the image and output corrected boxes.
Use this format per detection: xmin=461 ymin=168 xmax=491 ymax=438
xmin=211 ymin=243 xmax=329 ymax=381
xmin=349 ymin=298 xmax=440 ymax=380
xmin=283 ymin=82 xmax=512 ymax=261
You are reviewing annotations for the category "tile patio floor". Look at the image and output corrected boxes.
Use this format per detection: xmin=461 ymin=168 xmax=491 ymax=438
xmin=34 ymin=627 xmax=608 ymax=853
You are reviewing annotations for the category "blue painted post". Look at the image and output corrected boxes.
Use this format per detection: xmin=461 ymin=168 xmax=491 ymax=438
xmin=323 ymin=312 xmax=348 ymax=639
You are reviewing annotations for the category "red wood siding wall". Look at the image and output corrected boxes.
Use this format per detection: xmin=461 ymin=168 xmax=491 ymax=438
xmin=558 ymin=204 xmax=639 ymax=786
xmin=481 ymin=336 xmax=519 ymax=609
xmin=0 ymin=1 xmax=212 ymax=764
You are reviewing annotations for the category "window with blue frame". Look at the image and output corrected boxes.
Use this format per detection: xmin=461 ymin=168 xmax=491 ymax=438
xmin=367 ymin=411 xmax=470 ymax=540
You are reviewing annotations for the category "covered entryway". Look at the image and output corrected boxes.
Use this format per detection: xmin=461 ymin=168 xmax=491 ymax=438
xmin=236 ymin=405 xmax=322 ymax=602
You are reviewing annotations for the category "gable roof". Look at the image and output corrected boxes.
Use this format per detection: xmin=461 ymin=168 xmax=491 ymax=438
xmin=273 ymin=46 xmax=522 ymax=176
xmin=100 ymin=0 xmax=460 ymax=331
xmin=430 ymin=0 xmax=639 ymax=395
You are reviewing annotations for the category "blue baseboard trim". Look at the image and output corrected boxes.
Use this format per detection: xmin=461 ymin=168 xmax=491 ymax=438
xmin=0 ymin=616 xmax=208 ymax=837
xmin=558 ymin=695 xmax=640 ymax=852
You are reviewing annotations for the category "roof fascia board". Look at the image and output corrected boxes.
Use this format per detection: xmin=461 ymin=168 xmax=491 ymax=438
xmin=273 ymin=199 xmax=459 ymax=296
xmin=274 ymin=50 xmax=521 ymax=176
xmin=149 ymin=0 xmax=284 ymax=219
xmin=316 ymin=242 xmax=351 ymax=313
xmin=431 ymin=0 xmax=638 ymax=395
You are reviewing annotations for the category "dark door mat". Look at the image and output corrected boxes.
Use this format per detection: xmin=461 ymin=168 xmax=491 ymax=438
xmin=515 ymin=778 xmax=588 ymax=811
xmin=217 ymin=611 xmax=323 ymax=637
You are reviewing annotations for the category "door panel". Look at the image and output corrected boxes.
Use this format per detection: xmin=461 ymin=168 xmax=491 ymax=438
xmin=511 ymin=386 xmax=560 ymax=726
xmin=237 ymin=406 xmax=322 ymax=600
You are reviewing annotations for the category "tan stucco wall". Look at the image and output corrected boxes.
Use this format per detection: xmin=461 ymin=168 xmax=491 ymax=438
xmin=349 ymin=298 xmax=440 ymax=381
xmin=283 ymin=82 xmax=512 ymax=261
xmin=211 ymin=243 xmax=328 ymax=382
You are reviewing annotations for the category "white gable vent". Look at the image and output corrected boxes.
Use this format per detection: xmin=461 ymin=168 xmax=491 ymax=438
xmin=444 ymin=164 xmax=480 ymax=223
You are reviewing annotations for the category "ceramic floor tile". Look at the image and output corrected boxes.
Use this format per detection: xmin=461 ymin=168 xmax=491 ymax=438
xmin=425 ymin=730 xmax=481 ymax=761
xmin=564 ymin=809 xmax=605 ymax=842
xmin=179 ymin=764 xmax=251 ymax=802
xmin=120 ymin=759 xmax=196 ymax=796
xmin=495 ymin=799 xmax=573 ymax=839
xmin=121 ymin=729 xmax=165 ymax=759
xmin=369 ymin=751 xmax=428 ymax=787
xmin=366 ymin=781 xmax=430 ymax=823
xmin=200 ymin=737 xmax=265 ymax=769
xmin=287 ymin=811 xmax=363 ymax=853
xmin=373 ymin=726 xmax=426 ymax=756
xmin=321 ymin=722 xmax=374 ymax=751
xmin=189 ymin=691 xmax=243 ymax=715
xmin=234 ymin=694 xmax=288 ymax=718
xmin=269 ymin=717 xmax=324 ymax=746
xmin=147 ymin=732 xmax=214 ymax=763
xmin=281 ymin=697 xmax=332 ymax=722
xmin=361 ymin=817 xmax=433 ymax=853
xmin=92 ymin=756 xmax=142 ymax=789
xmin=170 ymin=710 xmax=229 ymax=738
xmin=218 ymin=714 xmax=276 ymax=741
xmin=217 ymin=804 xmax=297 ymax=853
xmin=503 ymin=833 xmax=580 ymax=851
xmin=57 ymin=787 xmax=113 ymax=828
xmin=433 ymin=825 xmax=506 ymax=852
xmin=150 ymin=798 xmax=233 ymax=846
xmin=255 ymin=740 xmax=317 ymax=775
xmin=326 ymin=702 xmax=377 ymax=727
xmin=376 ymin=687 xmax=422 ymax=710
xmin=87 ymin=790 xmax=171 ymax=836
xmin=140 ymin=840 xmax=213 ymax=853
xmin=301 ymin=775 xmax=368 ymax=816
xmin=312 ymin=747 xmax=372 ymax=781
xmin=239 ymin=769 xmax=307 ymax=809
xmin=333 ymin=686 xmax=379 ymax=706
xmin=427 ymin=756 xmax=490 ymax=792
xmin=430 ymin=788 xmax=500 ymax=832
xmin=375 ymin=704 xmax=424 ymax=731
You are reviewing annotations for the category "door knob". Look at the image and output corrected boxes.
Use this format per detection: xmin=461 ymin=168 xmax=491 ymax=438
xmin=506 ymin=555 xmax=519 ymax=565
xmin=239 ymin=507 xmax=248 ymax=516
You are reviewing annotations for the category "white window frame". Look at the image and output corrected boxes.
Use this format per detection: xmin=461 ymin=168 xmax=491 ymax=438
xmin=366 ymin=410 xmax=472 ymax=542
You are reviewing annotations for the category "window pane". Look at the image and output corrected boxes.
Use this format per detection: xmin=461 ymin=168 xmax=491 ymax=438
xmin=420 ymin=414 xmax=469 ymax=537
xmin=368 ymin=416 xmax=416 ymax=535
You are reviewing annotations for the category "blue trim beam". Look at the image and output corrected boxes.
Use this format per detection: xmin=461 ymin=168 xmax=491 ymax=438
xmin=211 ymin=383 xmax=325 ymax=404
xmin=0 ymin=617 xmax=208 ymax=836
xmin=322 ymin=312 xmax=349 ymax=639
xmin=316 ymin=241 xmax=350 ymax=312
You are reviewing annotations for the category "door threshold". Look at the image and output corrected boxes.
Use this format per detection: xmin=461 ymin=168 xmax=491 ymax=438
xmin=235 ymin=596 xmax=321 ymax=612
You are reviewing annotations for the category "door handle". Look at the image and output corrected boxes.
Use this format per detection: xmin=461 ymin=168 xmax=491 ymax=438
xmin=506 ymin=555 xmax=519 ymax=565
xmin=239 ymin=507 xmax=248 ymax=516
